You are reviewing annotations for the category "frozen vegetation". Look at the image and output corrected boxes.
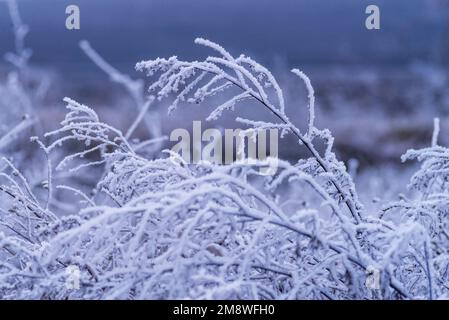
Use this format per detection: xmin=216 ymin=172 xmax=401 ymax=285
xmin=0 ymin=0 xmax=448 ymax=300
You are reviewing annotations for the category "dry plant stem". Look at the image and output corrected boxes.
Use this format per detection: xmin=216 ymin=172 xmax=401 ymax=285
xmin=194 ymin=66 xmax=361 ymax=224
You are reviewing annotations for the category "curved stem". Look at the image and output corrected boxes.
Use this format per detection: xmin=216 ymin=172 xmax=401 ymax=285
xmin=196 ymin=65 xmax=361 ymax=223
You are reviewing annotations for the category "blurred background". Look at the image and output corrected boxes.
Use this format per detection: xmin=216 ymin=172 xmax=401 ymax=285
xmin=1 ymin=0 xmax=449 ymax=177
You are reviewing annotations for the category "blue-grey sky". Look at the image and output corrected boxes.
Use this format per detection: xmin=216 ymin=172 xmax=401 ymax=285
xmin=0 ymin=0 xmax=445 ymax=77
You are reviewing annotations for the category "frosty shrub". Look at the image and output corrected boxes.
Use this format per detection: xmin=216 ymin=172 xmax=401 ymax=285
xmin=0 ymin=0 xmax=43 ymax=152
xmin=0 ymin=3 xmax=447 ymax=298
xmin=79 ymin=40 xmax=164 ymax=155
xmin=383 ymin=119 xmax=449 ymax=299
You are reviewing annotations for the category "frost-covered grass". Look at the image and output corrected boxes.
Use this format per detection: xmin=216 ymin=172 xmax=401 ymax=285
xmin=0 ymin=0 xmax=448 ymax=300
